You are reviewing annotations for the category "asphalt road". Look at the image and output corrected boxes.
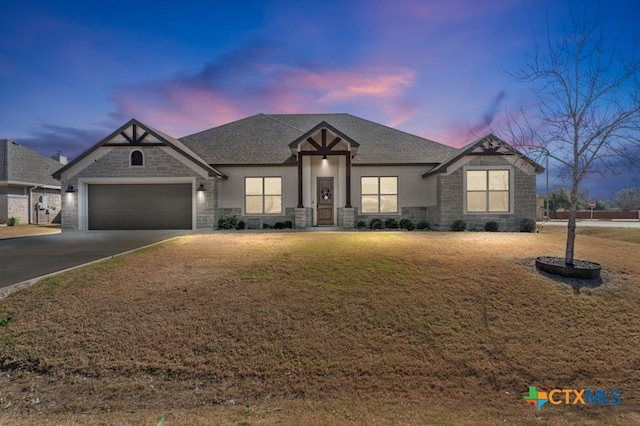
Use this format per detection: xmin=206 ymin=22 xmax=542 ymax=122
xmin=0 ymin=230 xmax=190 ymax=289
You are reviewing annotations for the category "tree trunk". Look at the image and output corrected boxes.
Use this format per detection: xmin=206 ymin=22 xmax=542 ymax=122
xmin=565 ymin=205 xmax=576 ymax=266
xmin=565 ymin=183 xmax=579 ymax=266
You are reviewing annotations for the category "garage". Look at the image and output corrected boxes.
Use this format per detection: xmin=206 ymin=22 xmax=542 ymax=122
xmin=88 ymin=183 xmax=192 ymax=230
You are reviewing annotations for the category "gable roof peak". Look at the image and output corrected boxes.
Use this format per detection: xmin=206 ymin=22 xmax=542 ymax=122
xmin=52 ymin=118 xmax=225 ymax=179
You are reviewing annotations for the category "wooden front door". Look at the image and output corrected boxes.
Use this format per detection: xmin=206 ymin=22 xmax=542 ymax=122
xmin=317 ymin=177 xmax=334 ymax=225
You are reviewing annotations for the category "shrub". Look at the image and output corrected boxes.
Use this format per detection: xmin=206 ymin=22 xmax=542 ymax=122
xmin=416 ymin=221 xmax=430 ymax=230
xmin=355 ymin=220 xmax=367 ymax=230
xmin=484 ymin=221 xmax=499 ymax=232
xmin=235 ymin=220 xmax=245 ymax=230
xmin=284 ymin=220 xmax=293 ymax=229
xmin=450 ymin=220 xmax=466 ymax=232
xmin=369 ymin=218 xmax=383 ymax=229
xmin=8 ymin=217 xmax=20 ymax=226
xmin=262 ymin=223 xmax=272 ymax=229
xmin=384 ymin=218 xmax=399 ymax=229
xmin=217 ymin=216 xmax=238 ymax=230
xmin=520 ymin=218 xmax=536 ymax=233
xmin=399 ymin=218 xmax=414 ymax=230
xmin=274 ymin=222 xmax=285 ymax=229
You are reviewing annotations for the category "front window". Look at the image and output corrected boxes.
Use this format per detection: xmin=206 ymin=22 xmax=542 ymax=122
xmin=361 ymin=176 xmax=398 ymax=213
xmin=245 ymin=177 xmax=282 ymax=214
xmin=466 ymin=169 xmax=510 ymax=212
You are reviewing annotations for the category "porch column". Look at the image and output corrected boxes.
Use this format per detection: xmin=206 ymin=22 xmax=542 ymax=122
xmin=345 ymin=152 xmax=352 ymax=208
xmin=297 ymin=153 xmax=304 ymax=208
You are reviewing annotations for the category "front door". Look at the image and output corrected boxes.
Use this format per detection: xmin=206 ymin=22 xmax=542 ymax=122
xmin=317 ymin=177 xmax=334 ymax=225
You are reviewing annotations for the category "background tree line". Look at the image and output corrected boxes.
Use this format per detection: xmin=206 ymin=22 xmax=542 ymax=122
xmin=546 ymin=184 xmax=640 ymax=212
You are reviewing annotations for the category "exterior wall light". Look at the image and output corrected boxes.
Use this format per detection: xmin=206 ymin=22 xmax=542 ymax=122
xmin=197 ymin=183 xmax=206 ymax=192
xmin=65 ymin=185 xmax=75 ymax=193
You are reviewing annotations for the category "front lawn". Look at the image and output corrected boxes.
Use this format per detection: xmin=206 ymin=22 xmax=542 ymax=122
xmin=0 ymin=231 xmax=638 ymax=425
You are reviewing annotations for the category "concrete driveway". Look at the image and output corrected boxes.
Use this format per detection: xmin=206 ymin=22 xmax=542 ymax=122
xmin=0 ymin=230 xmax=190 ymax=290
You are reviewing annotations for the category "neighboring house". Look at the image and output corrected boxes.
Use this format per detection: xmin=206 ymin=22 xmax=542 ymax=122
xmin=0 ymin=139 xmax=64 ymax=225
xmin=53 ymin=114 xmax=542 ymax=231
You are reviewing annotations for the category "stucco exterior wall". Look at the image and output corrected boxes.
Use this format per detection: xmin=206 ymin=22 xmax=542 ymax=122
xmin=350 ymin=165 xmax=430 ymax=227
xmin=215 ymin=165 xmax=297 ymax=228
xmin=216 ymin=165 xmax=298 ymax=211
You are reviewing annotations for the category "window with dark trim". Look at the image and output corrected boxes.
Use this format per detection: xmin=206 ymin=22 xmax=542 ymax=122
xmin=245 ymin=177 xmax=282 ymax=214
xmin=361 ymin=176 xmax=398 ymax=213
xmin=130 ymin=150 xmax=143 ymax=166
xmin=466 ymin=169 xmax=510 ymax=212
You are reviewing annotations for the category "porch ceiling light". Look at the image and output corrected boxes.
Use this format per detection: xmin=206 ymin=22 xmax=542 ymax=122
xmin=197 ymin=183 xmax=206 ymax=192
xmin=65 ymin=185 xmax=75 ymax=193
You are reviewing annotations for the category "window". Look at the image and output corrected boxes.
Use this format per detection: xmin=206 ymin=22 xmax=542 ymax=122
xmin=361 ymin=176 xmax=398 ymax=213
xmin=130 ymin=150 xmax=143 ymax=166
xmin=245 ymin=177 xmax=282 ymax=214
xmin=466 ymin=169 xmax=510 ymax=212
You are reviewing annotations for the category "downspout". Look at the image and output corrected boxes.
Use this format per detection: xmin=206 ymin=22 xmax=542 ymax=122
xmin=29 ymin=185 xmax=38 ymax=225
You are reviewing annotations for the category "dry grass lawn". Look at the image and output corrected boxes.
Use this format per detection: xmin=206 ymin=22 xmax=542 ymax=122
xmin=0 ymin=224 xmax=60 ymax=240
xmin=0 ymin=230 xmax=639 ymax=425
xmin=541 ymin=223 xmax=640 ymax=244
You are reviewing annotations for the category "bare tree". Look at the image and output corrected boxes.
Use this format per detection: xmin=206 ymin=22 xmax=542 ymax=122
xmin=506 ymin=9 xmax=640 ymax=266
xmin=612 ymin=186 xmax=640 ymax=211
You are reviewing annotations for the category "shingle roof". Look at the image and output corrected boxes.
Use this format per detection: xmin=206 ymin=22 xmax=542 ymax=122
xmin=180 ymin=113 xmax=456 ymax=165
xmin=138 ymin=121 xmax=226 ymax=178
xmin=0 ymin=139 xmax=62 ymax=187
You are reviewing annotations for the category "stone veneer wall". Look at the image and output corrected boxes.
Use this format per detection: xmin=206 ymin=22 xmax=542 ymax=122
xmin=435 ymin=157 xmax=537 ymax=231
xmin=0 ymin=195 xmax=7 ymax=223
xmin=32 ymin=189 xmax=61 ymax=224
xmin=61 ymin=190 xmax=78 ymax=230
xmin=4 ymin=195 xmax=28 ymax=224
xmin=61 ymin=147 xmax=215 ymax=230
xmin=0 ymin=189 xmax=61 ymax=224
xmin=196 ymin=178 xmax=217 ymax=229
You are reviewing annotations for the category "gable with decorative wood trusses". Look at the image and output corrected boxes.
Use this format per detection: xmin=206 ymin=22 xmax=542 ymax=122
xmin=53 ymin=119 xmax=225 ymax=180
xmin=421 ymin=133 xmax=544 ymax=178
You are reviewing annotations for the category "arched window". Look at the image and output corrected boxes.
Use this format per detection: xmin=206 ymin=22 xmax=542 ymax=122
xmin=130 ymin=150 xmax=143 ymax=166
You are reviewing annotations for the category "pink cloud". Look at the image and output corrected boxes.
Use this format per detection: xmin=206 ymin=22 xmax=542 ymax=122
xmin=110 ymin=61 xmax=420 ymax=136
xmin=280 ymin=66 xmax=416 ymax=102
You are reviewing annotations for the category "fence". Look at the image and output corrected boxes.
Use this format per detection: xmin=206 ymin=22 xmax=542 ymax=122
xmin=548 ymin=211 xmax=640 ymax=220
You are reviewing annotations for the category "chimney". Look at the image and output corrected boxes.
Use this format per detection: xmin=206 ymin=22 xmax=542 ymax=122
xmin=52 ymin=151 xmax=68 ymax=165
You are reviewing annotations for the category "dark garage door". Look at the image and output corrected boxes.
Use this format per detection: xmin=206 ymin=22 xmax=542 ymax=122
xmin=88 ymin=184 xmax=192 ymax=230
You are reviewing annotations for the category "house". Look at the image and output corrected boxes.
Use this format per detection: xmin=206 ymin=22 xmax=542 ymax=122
xmin=0 ymin=139 xmax=64 ymax=225
xmin=52 ymin=114 xmax=542 ymax=231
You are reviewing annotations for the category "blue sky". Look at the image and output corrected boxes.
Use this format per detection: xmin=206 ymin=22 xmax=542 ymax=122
xmin=1 ymin=0 xmax=638 ymax=199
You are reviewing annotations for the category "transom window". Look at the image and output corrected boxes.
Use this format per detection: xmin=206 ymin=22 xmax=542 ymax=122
xmin=245 ymin=177 xmax=282 ymax=214
xmin=361 ymin=176 xmax=398 ymax=213
xmin=466 ymin=169 xmax=510 ymax=212
xmin=130 ymin=150 xmax=143 ymax=166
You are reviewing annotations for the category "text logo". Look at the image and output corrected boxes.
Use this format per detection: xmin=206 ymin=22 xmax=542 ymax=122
xmin=523 ymin=386 xmax=621 ymax=410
